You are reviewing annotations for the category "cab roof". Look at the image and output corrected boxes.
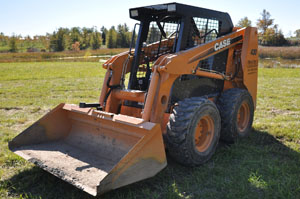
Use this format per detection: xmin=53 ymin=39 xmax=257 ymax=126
xmin=129 ymin=2 xmax=233 ymax=32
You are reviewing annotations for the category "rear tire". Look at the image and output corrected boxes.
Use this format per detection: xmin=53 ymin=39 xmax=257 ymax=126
xmin=217 ymin=88 xmax=254 ymax=142
xmin=166 ymin=97 xmax=221 ymax=166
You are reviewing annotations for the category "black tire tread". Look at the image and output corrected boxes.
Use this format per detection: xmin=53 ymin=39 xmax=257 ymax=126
xmin=166 ymin=97 xmax=220 ymax=166
xmin=217 ymin=88 xmax=254 ymax=142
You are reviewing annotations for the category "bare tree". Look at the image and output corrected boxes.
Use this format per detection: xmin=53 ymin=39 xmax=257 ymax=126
xmin=295 ymin=29 xmax=300 ymax=38
xmin=236 ymin=17 xmax=252 ymax=28
xmin=257 ymin=9 xmax=274 ymax=34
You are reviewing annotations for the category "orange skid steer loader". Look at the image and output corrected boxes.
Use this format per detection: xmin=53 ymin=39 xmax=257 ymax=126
xmin=9 ymin=3 xmax=258 ymax=196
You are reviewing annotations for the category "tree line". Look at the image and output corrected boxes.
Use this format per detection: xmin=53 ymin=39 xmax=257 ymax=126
xmin=1 ymin=9 xmax=300 ymax=53
xmin=0 ymin=24 xmax=133 ymax=53
xmin=236 ymin=10 xmax=298 ymax=46
xmin=49 ymin=27 xmax=102 ymax=51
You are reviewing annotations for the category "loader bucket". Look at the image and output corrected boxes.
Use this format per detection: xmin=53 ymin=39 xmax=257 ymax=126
xmin=9 ymin=104 xmax=167 ymax=196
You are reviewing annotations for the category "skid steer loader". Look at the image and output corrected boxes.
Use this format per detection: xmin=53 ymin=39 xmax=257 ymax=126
xmin=9 ymin=3 xmax=258 ymax=196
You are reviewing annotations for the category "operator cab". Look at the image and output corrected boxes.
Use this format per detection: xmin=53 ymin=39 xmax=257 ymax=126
xmin=128 ymin=3 xmax=233 ymax=105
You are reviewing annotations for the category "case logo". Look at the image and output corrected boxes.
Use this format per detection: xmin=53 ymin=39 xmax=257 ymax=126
xmin=214 ymin=38 xmax=231 ymax=51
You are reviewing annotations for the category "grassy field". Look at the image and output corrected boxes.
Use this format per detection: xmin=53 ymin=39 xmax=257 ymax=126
xmin=0 ymin=62 xmax=299 ymax=199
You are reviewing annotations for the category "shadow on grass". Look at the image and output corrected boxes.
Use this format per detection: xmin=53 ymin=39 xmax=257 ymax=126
xmin=2 ymin=129 xmax=300 ymax=199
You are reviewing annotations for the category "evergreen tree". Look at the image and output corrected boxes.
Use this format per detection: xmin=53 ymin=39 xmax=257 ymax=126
xmin=116 ymin=24 xmax=129 ymax=47
xmin=49 ymin=28 xmax=68 ymax=51
xmin=106 ymin=26 xmax=117 ymax=48
xmin=91 ymin=31 xmax=102 ymax=49
xmin=80 ymin=27 xmax=92 ymax=50
xmin=101 ymin=26 xmax=107 ymax=45
xmin=0 ymin=32 xmax=9 ymax=47
xmin=70 ymin=27 xmax=81 ymax=43
xmin=9 ymin=35 xmax=18 ymax=52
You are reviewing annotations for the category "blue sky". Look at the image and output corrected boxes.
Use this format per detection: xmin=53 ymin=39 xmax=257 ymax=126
xmin=1 ymin=0 xmax=299 ymax=37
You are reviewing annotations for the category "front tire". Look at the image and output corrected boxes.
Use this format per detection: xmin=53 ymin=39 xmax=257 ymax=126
xmin=166 ymin=97 xmax=221 ymax=166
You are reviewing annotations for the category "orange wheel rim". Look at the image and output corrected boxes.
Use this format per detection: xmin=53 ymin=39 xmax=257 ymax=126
xmin=194 ymin=115 xmax=214 ymax=152
xmin=237 ymin=101 xmax=250 ymax=132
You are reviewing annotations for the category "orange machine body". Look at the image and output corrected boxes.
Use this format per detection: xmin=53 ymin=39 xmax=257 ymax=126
xmin=101 ymin=27 xmax=258 ymax=133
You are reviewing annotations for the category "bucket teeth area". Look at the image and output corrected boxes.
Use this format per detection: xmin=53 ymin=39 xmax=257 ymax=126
xmin=14 ymin=140 xmax=116 ymax=196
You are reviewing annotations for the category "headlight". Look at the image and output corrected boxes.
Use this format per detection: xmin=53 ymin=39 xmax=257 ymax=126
xmin=130 ymin=10 xmax=138 ymax=17
xmin=167 ymin=4 xmax=176 ymax=12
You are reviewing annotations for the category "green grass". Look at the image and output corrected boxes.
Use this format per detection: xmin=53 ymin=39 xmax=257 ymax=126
xmin=0 ymin=62 xmax=300 ymax=199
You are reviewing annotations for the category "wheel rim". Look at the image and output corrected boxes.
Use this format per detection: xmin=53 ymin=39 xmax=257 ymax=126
xmin=237 ymin=101 xmax=250 ymax=132
xmin=194 ymin=115 xmax=215 ymax=152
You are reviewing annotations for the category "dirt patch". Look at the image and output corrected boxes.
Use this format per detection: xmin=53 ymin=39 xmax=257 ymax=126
xmin=0 ymin=107 xmax=23 ymax=116
xmin=269 ymin=108 xmax=297 ymax=116
xmin=0 ymin=107 xmax=22 ymax=111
